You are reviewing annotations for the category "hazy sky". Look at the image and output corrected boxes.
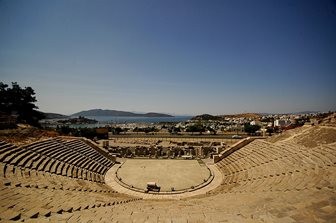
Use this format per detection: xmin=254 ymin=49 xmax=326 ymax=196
xmin=1 ymin=0 xmax=335 ymax=115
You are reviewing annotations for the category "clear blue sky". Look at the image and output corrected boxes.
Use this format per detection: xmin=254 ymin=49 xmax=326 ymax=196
xmin=1 ymin=0 xmax=335 ymax=115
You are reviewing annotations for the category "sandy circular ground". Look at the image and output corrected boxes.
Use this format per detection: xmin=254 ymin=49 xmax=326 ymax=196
xmin=116 ymin=159 xmax=211 ymax=192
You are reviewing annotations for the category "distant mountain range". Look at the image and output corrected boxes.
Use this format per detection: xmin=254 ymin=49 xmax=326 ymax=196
xmin=71 ymin=109 xmax=173 ymax=117
xmin=41 ymin=110 xmax=319 ymax=120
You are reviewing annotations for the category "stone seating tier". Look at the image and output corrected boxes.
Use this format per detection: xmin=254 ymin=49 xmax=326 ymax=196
xmin=0 ymin=139 xmax=114 ymax=183
xmin=0 ymin=139 xmax=138 ymax=222
xmin=59 ymin=139 xmax=113 ymax=168
xmin=215 ymin=140 xmax=336 ymax=194
xmin=0 ymin=164 xmax=140 ymax=222
xmin=24 ymin=140 xmax=111 ymax=173
xmin=0 ymin=136 xmax=335 ymax=222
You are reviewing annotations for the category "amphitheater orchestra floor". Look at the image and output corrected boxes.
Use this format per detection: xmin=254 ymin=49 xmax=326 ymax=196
xmin=105 ymin=159 xmax=223 ymax=199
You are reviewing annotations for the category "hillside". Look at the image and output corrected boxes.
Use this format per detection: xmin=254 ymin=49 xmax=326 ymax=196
xmin=220 ymin=113 xmax=261 ymax=119
xmin=0 ymin=126 xmax=58 ymax=146
xmin=191 ymin=113 xmax=261 ymax=121
xmin=191 ymin=114 xmax=223 ymax=121
xmin=267 ymin=113 xmax=336 ymax=147
xmin=41 ymin=112 xmax=69 ymax=119
xmin=72 ymin=109 xmax=173 ymax=117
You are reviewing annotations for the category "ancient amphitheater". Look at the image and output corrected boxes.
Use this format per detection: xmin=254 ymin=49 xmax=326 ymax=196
xmin=1 ymin=117 xmax=336 ymax=222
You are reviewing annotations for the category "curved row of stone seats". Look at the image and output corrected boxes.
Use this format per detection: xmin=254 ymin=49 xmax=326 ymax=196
xmin=0 ymin=139 xmax=113 ymax=183
xmin=58 ymin=139 xmax=113 ymax=168
xmin=0 ymin=141 xmax=142 ymax=222
xmin=19 ymin=138 xmax=113 ymax=181
xmin=219 ymin=143 xmax=333 ymax=192
xmin=41 ymin=185 xmax=336 ymax=223
xmin=218 ymin=140 xmax=336 ymax=175
xmin=45 ymin=199 xmax=216 ymax=222
xmin=216 ymin=140 xmax=336 ymax=194
xmin=0 ymin=165 xmax=140 ymax=222
xmin=27 ymin=140 xmax=100 ymax=168
xmin=1 ymin=142 xmax=102 ymax=182
xmin=63 ymin=140 xmax=112 ymax=176
xmin=275 ymin=141 xmax=336 ymax=166
xmin=0 ymin=163 xmax=111 ymax=193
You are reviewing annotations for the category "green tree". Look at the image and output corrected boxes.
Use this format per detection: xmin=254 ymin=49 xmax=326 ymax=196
xmin=207 ymin=127 xmax=216 ymax=135
xmin=0 ymin=82 xmax=44 ymax=127
xmin=186 ymin=123 xmax=205 ymax=134
xmin=168 ymin=127 xmax=181 ymax=134
xmin=57 ymin=125 xmax=72 ymax=135
xmin=114 ymin=127 xmax=123 ymax=134
xmin=266 ymin=127 xmax=274 ymax=136
xmin=244 ymin=123 xmax=261 ymax=134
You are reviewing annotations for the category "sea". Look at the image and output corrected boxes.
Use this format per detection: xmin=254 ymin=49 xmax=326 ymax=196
xmin=42 ymin=115 xmax=192 ymax=128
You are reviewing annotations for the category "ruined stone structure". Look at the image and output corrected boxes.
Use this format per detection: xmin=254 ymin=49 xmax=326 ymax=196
xmin=0 ymin=125 xmax=335 ymax=222
xmin=107 ymin=141 xmax=225 ymax=159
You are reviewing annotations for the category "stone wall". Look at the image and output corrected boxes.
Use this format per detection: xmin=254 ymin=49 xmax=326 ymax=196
xmin=213 ymin=137 xmax=261 ymax=163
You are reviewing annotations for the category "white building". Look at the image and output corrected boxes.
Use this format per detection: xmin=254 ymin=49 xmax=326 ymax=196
xmin=274 ymin=119 xmax=291 ymax=127
xmin=250 ymin=120 xmax=262 ymax=126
